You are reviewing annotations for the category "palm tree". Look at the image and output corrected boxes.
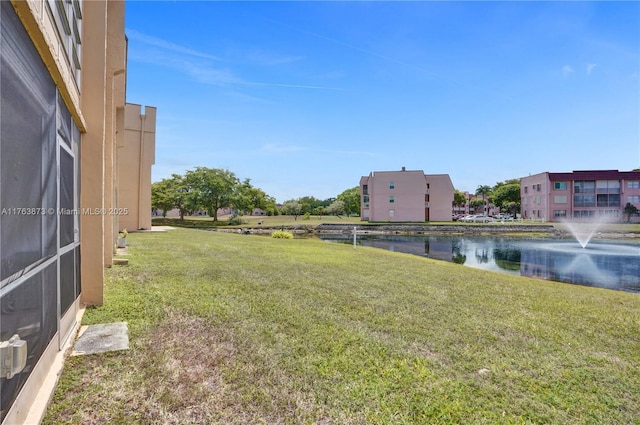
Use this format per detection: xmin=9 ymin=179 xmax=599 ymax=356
xmin=476 ymin=185 xmax=492 ymax=216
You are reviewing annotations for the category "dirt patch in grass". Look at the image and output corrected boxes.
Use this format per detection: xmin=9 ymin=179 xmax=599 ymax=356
xmin=46 ymin=309 xmax=239 ymax=424
xmin=133 ymin=309 xmax=238 ymax=424
xmin=47 ymin=308 xmax=344 ymax=424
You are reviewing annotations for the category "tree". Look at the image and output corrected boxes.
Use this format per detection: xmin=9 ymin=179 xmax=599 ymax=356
xmin=337 ymin=187 xmax=360 ymax=216
xmin=493 ymin=179 xmax=519 ymax=189
xmin=280 ymin=196 xmax=329 ymax=216
xmin=233 ymin=178 xmax=273 ymax=215
xmin=623 ymin=202 xmax=639 ymax=222
xmin=491 ymin=183 xmax=521 ymax=216
xmin=151 ymin=178 xmax=176 ymax=217
xmin=280 ymin=201 xmax=302 ymax=218
xmin=150 ymin=174 xmax=193 ymax=220
xmin=476 ymin=185 xmax=492 ymax=215
xmin=184 ymin=167 xmax=239 ymax=221
xmin=453 ymin=190 xmax=467 ymax=208
xmin=298 ymin=196 xmax=324 ymax=215
xmin=469 ymin=197 xmax=485 ymax=212
xmin=325 ymin=199 xmax=346 ymax=216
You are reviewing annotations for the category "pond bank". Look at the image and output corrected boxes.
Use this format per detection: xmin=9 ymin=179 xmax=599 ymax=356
xmin=213 ymin=222 xmax=640 ymax=240
xmin=315 ymin=223 xmax=562 ymax=236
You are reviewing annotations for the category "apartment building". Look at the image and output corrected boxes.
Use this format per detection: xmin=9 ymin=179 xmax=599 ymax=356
xmin=0 ymin=1 xmax=155 ymax=422
xmin=118 ymin=104 xmax=157 ymax=232
xmin=520 ymin=170 xmax=640 ymax=222
xmin=360 ymin=168 xmax=454 ymax=222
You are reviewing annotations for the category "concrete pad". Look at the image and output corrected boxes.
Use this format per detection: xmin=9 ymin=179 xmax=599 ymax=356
xmin=71 ymin=322 xmax=129 ymax=356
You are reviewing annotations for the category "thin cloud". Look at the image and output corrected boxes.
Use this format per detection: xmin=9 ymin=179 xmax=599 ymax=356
xmin=183 ymin=62 xmax=242 ymax=85
xmin=129 ymin=30 xmax=341 ymax=91
xmin=181 ymin=60 xmax=343 ymax=91
xmin=127 ymin=29 xmax=220 ymax=60
xmin=236 ymin=81 xmax=343 ymax=90
xmin=586 ymin=63 xmax=597 ymax=76
xmin=562 ymin=65 xmax=574 ymax=77
xmin=266 ymin=18 xmax=459 ymax=83
xmin=246 ymin=51 xmax=306 ymax=66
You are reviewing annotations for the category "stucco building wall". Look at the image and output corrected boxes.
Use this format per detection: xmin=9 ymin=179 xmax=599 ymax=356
xmin=360 ymin=168 xmax=454 ymax=222
xmin=118 ymin=104 xmax=157 ymax=231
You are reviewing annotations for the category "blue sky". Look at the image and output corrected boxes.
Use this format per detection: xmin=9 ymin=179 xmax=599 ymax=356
xmin=125 ymin=1 xmax=640 ymax=203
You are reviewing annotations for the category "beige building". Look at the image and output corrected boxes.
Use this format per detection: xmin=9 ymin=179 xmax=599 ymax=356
xmin=360 ymin=168 xmax=454 ymax=222
xmin=118 ymin=104 xmax=157 ymax=232
xmin=0 ymin=1 xmax=155 ymax=423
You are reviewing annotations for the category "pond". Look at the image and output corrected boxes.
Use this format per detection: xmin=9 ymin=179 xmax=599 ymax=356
xmin=317 ymin=234 xmax=640 ymax=294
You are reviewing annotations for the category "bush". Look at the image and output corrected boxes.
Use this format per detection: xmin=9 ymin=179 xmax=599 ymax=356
xmin=271 ymin=230 xmax=293 ymax=239
xmin=227 ymin=214 xmax=245 ymax=226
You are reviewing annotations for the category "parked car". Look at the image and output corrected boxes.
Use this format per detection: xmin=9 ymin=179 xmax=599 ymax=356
xmin=458 ymin=215 xmax=475 ymax=222
xmin=459 ymin=214 xmax=492 ymax=222
xmin=467 ymin=215 xmax=493 ymax=223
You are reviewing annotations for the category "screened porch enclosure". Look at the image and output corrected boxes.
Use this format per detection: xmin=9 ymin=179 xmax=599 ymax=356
xmin=0 ymin=2 xmax=81 ymax=420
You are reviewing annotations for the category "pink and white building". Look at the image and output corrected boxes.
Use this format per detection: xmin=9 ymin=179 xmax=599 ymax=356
xmin=520 ymin=170 xmax=640 ymax=222
xmin=360 ymin=168 xmax=454 ymax=222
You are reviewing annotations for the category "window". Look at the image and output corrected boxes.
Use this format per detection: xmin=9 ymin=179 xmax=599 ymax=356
xmin=596 ymin=180 xmax=620 ymax=194
xmin=573 ymin=210 xmax=595 ymax=218
xmin=599 ymin=209 xmax=619 ymax=218
xmin=363 ymin=195 xmax=369 ymax=208
xmin=389 ymin=196 xmax=395 ymax=203
xmin=554 ymin=210 xmax=567 ymax=217
xmin=389 ymin=209 xmax=395 ymax=217
xmin=534 ymin=196 xmax=541 ymax=204
xmin=597 ymin=194 xmax=620 ymax=207
xmin=553 ymin=195 xmax=567 ymax=204
xmin=389 ymin=181 xmax=395 ymax=189
xmin=574 ymin=180 xmax=595 ymax=194
xmin=536 ymin=184 xmax=541 ymax=191
xmin=594 ymin=181 xmax=621 ymax=207
xmin=362 ymin=185 xmax=368 ymax=195
xmin=627 ymin=181 xmax=640 ymax=189
xmin=574 ymin=195 xmax=596 ymax=207
xmin=554 ymin=182 xmax=567 ymax=190
xmin=524 ymin=186 xmax=528 ymax=194
xmin=46 ymin=0 xmax=83 ymax=86
xmin=628 ymin=195 xmax=640 ymax=204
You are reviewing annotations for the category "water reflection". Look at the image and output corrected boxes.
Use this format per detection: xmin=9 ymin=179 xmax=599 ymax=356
xmin=317 ymin=234 xmax=640 ymax=293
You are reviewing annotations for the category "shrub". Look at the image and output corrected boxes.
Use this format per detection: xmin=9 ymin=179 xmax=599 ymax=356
xmin=227 ymin=214 xmax=244 ymax=226
xmin=271 ymin=230 xmax=293 ymax=239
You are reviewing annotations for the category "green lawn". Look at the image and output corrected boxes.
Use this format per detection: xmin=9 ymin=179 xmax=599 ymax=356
xmin=44 ymin=228 xmax=640 ymax=424
xmin=152 ymin=214 xmax=363 ymax=229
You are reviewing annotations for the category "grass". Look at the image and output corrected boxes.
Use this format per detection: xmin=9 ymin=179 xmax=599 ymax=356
xmin=44 ymin=228 xmax=640 ymax=424
xmin=152 ymin=214 xmax=363 ymax=229
xmin=153 ymin=215 xmax=640 ymax=236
